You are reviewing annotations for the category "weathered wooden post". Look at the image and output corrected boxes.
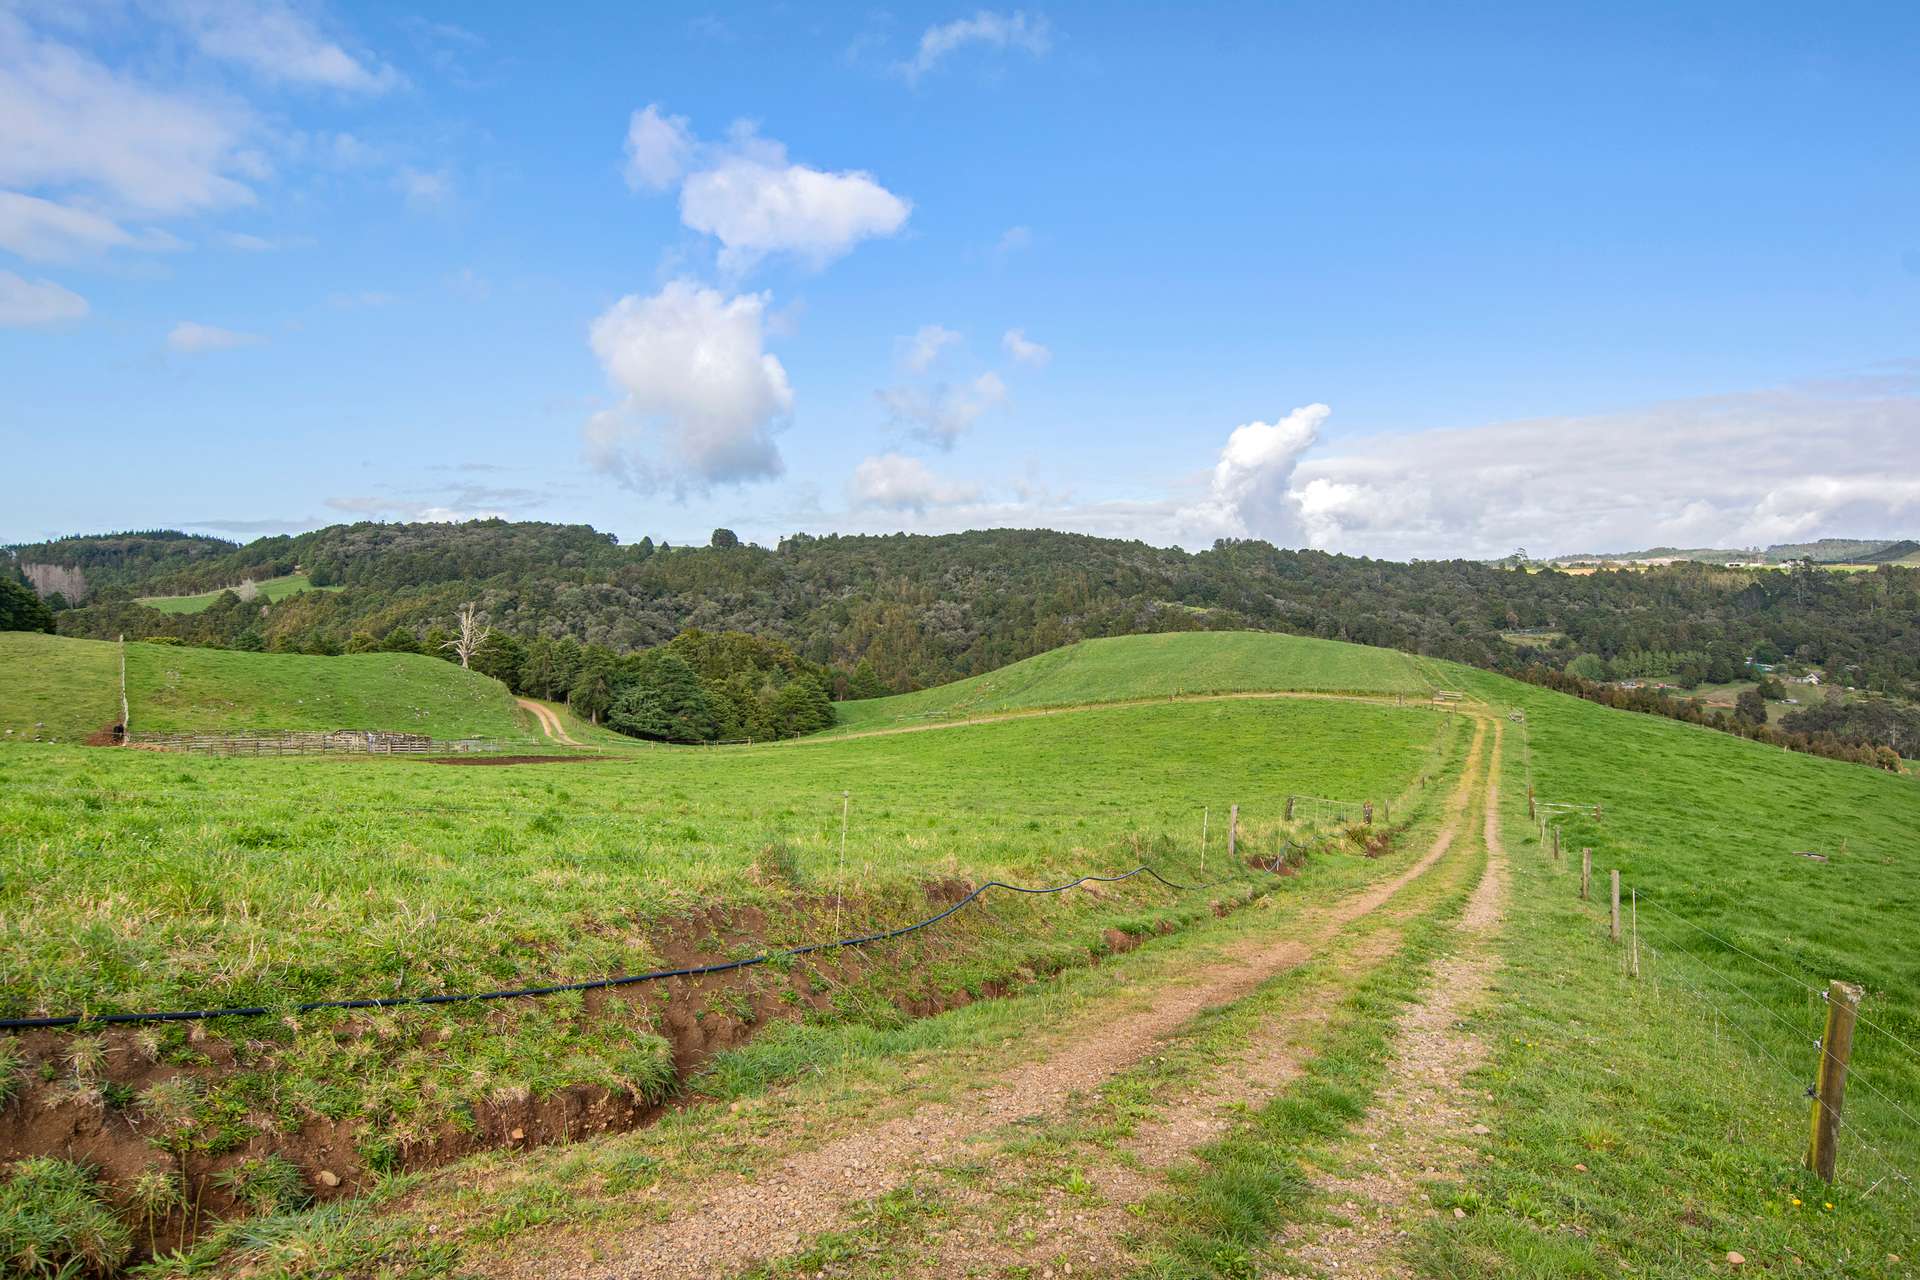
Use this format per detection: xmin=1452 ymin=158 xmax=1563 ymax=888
xmin=1581 ymin=848 xmax=1591 ymax=901
xmin=1806 ymin=980 xmax=1863 ymax=1183
xmin=1552 ymin=827 xmax=1561 ymax=861
xmin=1285 ymin=795 xmax=1295 ymax=822
xmin=1609 ymin=870 xmax=1621 ymax=942
xmin=1630 ymin=888 xmax=1640 ymax=979
xmin=1527 ymin=783 xmax=1535 ymax=820
xmin=1363 ymin=801 xmax=1373 ymax=826
xmin=1227 ymin=804 xmax=1239 ymax=862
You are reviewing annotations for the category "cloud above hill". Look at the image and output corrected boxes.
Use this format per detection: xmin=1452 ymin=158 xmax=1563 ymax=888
xmin=624 ymin=106 xmax=910 ymax=272
xmin=584 ymin=280 xmax=794 ymax=492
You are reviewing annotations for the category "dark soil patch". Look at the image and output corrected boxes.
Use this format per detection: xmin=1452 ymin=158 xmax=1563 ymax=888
xmin=83 ymin=721 xmax=125 ymax=746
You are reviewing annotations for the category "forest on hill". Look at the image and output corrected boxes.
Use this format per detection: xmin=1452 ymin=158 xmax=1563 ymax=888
xmin=7 ymin=520 xmax=1919 ymax=753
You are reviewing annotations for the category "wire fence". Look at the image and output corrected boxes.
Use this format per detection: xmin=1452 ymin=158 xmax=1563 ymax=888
xmin=1565 ymin=847 xmax=1920 ymax=1209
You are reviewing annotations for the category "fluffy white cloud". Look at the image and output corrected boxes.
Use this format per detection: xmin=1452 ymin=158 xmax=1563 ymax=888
xmin=1001 ymin=327 xmax=1050 ymax=367
xmin=625 ymin=111 xmax=909 ymax=272
xmin=624 ymin=103 xmax=693 ymax=191
xmin=900 ymin=323 xmax=962 ymax=373
xmin=849 ymin=453 xmax=981 ymax=511
xmin=0 ymin=269 xmax=87 ymax=326
xmin=1178 ymin=404 xmax=1329 ymax=542
xmin=0 ymin=12 xmax=256 ymax=216
xmin=898 ymin=10 xmax=1051 ymax=82
xmin=167 ymin=320 xmax=264 ymax=352
xmin=585 ymin=280 xmax=794 ymax=490
xmin=679 ymin=128 xmax=911 ymax=271
xmin=0 ymin=190 xmax=183 ymax=261
xmin=878 ymin=371 xmax=1007 ymax=449
xmin=158 ymin=0 xmax=399 ymax=93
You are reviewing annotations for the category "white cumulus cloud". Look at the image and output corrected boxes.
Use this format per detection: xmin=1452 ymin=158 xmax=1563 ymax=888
xmin=624 ymin=103 xmax=693 ymax=191
xmin=878 ymin=371 xmax=1008 ymax=449
xmin=584 ymin=280 xmax=794 ymax=491
xmin=679 ymin=127 xmax=911 ymax=272
xmin=624 ymin=110 xmax=911 ymax=273
xmin=849 ymin=453 xmax=981 ymax=511
xmin=898 ymin=10 xmax=1051 ymax=83
xmin=1002 ymin=327 xmax=1050 ymax=366
xmin=1179 ymin=404 xmax=1330 ymax=542
xmin=167 ymin=320 xmax=265 ymax=352
xmin=0 ymin=269 xmax=87 ymax=326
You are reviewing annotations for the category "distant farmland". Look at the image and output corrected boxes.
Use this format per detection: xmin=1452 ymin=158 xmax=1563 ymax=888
xmin=137 ymin=571 xmax=338 ymax=614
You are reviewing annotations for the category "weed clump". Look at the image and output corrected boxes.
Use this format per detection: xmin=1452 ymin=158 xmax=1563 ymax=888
xmin=751 ymin=837 xmax=806 ymax=887
xmin=0 ymin=1158 xmax=133 ymax=1278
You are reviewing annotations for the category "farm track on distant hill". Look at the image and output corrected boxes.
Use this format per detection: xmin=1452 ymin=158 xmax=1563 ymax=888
xmin=484 ymin=719 xmax=1493 ymax=1280
xmin=517 ymin=697 xmax=584 ymax=746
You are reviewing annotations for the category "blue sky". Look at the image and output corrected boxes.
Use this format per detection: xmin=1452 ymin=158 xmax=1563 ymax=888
xmin=2 ymin=1 xmax=1917 ymax=558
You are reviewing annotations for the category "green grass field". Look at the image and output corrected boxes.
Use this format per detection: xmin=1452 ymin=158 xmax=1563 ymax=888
xmin=0 ymin=631 xmax=1457 ymax=1277
xmin=124 ymin=642 xmax=531 ymax=739
xmin=2 ymin=628 xmax=1916 ymax=1277
xmin=0 ymin=632 xmax=120 ymax=742
xmin=833 ymin=630 xmax=1433 ymax=733
xmin=136 ymin=572 xmax=338 ymax=615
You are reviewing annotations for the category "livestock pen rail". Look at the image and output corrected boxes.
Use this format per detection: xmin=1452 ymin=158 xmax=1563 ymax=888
xmin=130 ymin=729 xmax=506 ymax=757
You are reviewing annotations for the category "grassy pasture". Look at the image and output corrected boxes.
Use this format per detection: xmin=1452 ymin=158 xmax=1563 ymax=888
xmin=0 ymin=632 xmax=120 ymax=743
xmin=0 ymin=697 xmax=1443 ymax=1022
xmin=0 ymin=642 xmax=1453 ymax=1246
xmin=136 ymin=572 xmax=338 ymax=615
xmin=124 ymin=642 xmax=532 ymax=740
xmin=1417 ymin=660 xmax=1920 ymax=1273
xmin=833 ymin=630 xmax=1432 ymax=733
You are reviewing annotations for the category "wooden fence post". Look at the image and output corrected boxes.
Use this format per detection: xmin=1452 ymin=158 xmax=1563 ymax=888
xmin=1609 ymin=870 xmax=1621 ymax=942
xmin=117 ymin=635 xmax=131 ymax=744
xmin=1527 ymin=783 xmax=1535 ymax=820
xmin=1227 ymin=804 xmax=1239 ymax=862
xmin=1552 ymin=827 xmax=1561 ymax=861
xmin=1630 ymin=888 xmax=1640 ymax=978
xmin=1806 ymin=980 xmax=1863 ymax=1183
xmin=1581 ymin=848 xmax=1591 ymax=901
xmin=1363 ymin=800 xmax=1373 ymax=826
xmin=1284 ymin=795 xmax=1295 ymax=821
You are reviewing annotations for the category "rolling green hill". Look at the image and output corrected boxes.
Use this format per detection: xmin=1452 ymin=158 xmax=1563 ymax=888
xmin=137 ymin=571 xmax=338 ymax=614
xmin=0 ymin=632 xmax=534 ymax=742
xmin=832 ymin=630 xmax=1434 ymax=733
xmin=124 ymin=642 xmax=531 ymax=739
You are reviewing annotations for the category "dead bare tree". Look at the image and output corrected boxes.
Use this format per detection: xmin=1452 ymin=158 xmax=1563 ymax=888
xmin=233 ymin=579 xmax=260 ymax=603
xmin=443 ymin=602 xmax=492 ymax=669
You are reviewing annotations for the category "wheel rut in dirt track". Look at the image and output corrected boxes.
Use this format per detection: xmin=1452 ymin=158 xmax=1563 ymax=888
xmin=1273 ymin=720 xmax=1509 ymax=1280
xmin=491 ymin=717 xmax=1493 ymax=1280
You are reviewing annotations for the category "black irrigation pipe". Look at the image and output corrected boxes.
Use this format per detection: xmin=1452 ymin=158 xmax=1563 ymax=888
xmin=0 ymin=857 xmax=1296 ymax=1033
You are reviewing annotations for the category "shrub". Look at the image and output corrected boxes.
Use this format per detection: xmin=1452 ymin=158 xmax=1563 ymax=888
xmin=0 ymin=1158 xmax=133 ymax=1278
